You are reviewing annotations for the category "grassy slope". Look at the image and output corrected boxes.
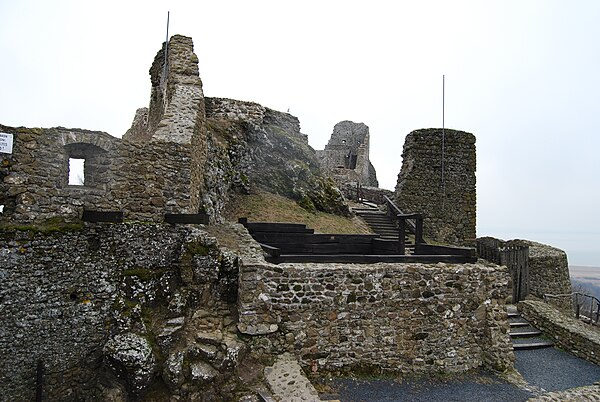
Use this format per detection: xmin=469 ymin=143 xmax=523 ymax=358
xmin=223 ymin=191 xmax=371 ymax=234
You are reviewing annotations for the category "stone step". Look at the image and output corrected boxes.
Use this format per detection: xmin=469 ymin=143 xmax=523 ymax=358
xmin=510 ymin=328 xmax=543 ymax=338
xmin=509 ymin=319 xmax=530 ymax=328
xmin=512 ymin=337 xmax=554 ymax=350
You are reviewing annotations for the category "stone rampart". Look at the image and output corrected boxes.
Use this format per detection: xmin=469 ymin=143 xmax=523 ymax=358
xmin=205 ymin=97 xmax=266 ymax=128
xmin=525 ymin=240 xmax=572 ymax=310
xmin=395 ymin=128 xmax=476 ymax=246
xmin=238 ymin=254 xmax=515 ymax=373
xmin=519 ymin=300 xmax=600 ymax=366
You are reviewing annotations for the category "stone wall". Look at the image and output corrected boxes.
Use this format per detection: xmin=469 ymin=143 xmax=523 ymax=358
xmin=237 ymin=250 xmax=515 ymax=373
xmin=477 ymin=237 xmax=572 ymax=310
xmin=1 ymin=35 xmax=210 ymax=225
xmin=205 ymin=97 xmax=266 ymax=128
xmin=0 ymin=125 xmax=197 ymax=223
xmin=317 ymin=121 xmax=379 ymax=188
xmin=519 ymin=300 xmax=600 ymax=365
xmin=339 ymin=183 xmax=393 ymax=205
xmin=395 ymin=128 xmax=476 ymax=246
xmin=525 ymin=240 xmax=572 ymax=310
xmin=0 ymin=223 xmax=245 ymax=401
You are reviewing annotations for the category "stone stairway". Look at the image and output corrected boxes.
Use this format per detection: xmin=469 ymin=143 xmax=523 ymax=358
xmin=353 ymin=205 xmax=415 ymax=254
xmin=507 ymin=305 xmax=554 ymax=350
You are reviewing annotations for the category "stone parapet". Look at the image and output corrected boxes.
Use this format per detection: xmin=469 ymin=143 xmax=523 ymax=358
xmin=525 ymin=241 xmax=572 ymax=310
xmin=238 ymin=250 xmax=515 ymax=373
xmin=519 ymin=300 xmax=600 ymax=365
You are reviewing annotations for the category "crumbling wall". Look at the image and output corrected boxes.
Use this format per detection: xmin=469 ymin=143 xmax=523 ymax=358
xmin=0 ymin=125 xmax=198 ymax=223
xmin=395 ymin=128 xmax=476 ymax=246
xmin=238 ymin=249 xmax=515 ymax=373
xmin=318 ymin=121 xmax=379 ymax=188
xmin=0 ymin=223 xmax=243 ymax=401
xmin=1 ymin=35 xmax=208 ymax=224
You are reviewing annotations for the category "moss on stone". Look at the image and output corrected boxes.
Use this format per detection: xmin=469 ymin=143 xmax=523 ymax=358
xmin=122 ymin=267 xmax=165 ymax=282
xmin=297 ymin=194 xmax=316 ymax=213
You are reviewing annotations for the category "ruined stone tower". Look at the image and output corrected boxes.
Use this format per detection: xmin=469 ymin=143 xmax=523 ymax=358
xmin=395 ymin=128 xmax=476 ymax=246
xmin=317 ymin=121 xmax=378 ymax=187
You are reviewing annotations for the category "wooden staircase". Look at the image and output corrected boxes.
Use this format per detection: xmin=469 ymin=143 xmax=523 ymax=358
xmin=353 ymin=205 xmax=415 ymax=254
xmin=507 ymin=305 xmax=554 ymax=350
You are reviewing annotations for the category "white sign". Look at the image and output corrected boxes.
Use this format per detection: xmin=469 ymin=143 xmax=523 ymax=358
xmin=0 ymin=133 xmax=14 ymax=154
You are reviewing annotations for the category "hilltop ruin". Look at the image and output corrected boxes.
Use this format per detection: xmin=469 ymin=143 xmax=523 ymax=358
xmin=0 ymin=35 xmax=575 ymax=401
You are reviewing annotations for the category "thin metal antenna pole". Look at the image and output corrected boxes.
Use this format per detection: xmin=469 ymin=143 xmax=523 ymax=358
xmin=161 ymin=11 xmax=170 ymax=89
xmin=442 ymin=74 xmax=446 ymax=209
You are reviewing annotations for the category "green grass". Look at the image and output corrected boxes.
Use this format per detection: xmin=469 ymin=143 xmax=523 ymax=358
xmin=224 ymin=191 xmax=371 ymax=234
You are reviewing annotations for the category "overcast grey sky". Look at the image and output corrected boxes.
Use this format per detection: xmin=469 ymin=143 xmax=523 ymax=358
xmin=1 ymin=0 xmax=599 ymax=266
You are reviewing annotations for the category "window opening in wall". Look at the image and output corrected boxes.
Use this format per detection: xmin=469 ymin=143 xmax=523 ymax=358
xmin=68 ymin=158 xmax=85 ymax=186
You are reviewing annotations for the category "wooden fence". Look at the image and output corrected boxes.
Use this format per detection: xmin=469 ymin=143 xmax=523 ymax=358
xmin=477 ymin=237 xmax=529 ymax=302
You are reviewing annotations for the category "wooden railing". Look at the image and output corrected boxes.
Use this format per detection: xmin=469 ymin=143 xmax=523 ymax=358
xmin=239 ymin=219 xmax=477 ymax=264
xmin=383 ymin=196 xmax=425 ymax=254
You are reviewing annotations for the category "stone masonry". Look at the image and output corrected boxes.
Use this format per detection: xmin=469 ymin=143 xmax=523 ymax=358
xmin=317 ymin=121 xmax=379 ymax=188
xmin=525 ymin=240 xmax=572 ymax=310
xmin=395 ymin=128 xmax=476 ymax=246
xmin=237 ymin=228 xmax=515 ymax=374
xmin=519 ymin=300 xmax=600 ymax=366
xmin=0 ymin=35 xmax=206 ymax=224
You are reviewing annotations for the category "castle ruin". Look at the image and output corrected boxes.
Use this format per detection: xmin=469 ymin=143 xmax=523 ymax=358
xmin=0 ymin=34 xmax=576 ymax=401
xmin=317 ymin=120 xmax=378 ymax=188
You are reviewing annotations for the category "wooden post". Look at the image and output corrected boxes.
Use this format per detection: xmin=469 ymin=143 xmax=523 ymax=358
xmin=36 ymin=360 xmax=44 ymax=402
xmin=398 ymin=217 xmax=406 ymax=255
xmin=415 ymin=215 xmax=424 ymax=244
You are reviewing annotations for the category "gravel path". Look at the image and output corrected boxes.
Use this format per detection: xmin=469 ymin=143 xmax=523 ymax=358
xmin=317 ymin=370 xmax=533 ymax=402
xmin=317 ymin=348 xmax=600 ymax=401
xmin=515 ymin=348 xmax=600 ymax=392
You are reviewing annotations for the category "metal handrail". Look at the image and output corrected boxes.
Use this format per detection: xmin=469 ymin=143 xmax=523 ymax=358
xmin=544 ymin=292 xmax=600 ymax=324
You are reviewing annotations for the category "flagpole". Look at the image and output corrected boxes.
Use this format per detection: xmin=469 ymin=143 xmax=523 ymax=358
xmin=442 ymin=75 xmax=446 ymax=209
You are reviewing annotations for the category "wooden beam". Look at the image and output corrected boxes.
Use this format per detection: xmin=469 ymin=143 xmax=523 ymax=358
xmin=164 ymin=213 xmax=209 ymax=224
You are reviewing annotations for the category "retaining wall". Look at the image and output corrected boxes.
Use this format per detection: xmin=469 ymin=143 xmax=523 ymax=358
xmin=519 ymin=300 xmax=600 ymax=365
xmin=238 ymin=255 xmax=515 ymax=373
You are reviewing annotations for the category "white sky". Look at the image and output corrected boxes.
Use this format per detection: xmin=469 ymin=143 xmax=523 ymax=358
xmin=1 ymin=0 xmax=599 ymax=266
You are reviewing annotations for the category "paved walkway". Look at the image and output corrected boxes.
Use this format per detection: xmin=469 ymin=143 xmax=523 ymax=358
xmin=264 ymin=353 xmax=323 ymax=402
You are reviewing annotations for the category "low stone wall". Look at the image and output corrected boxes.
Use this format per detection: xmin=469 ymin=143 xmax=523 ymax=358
xmin=519 ymin=300 xmax=600 ymax=366
xmin=238 ymin=252 xmax=515 ymax=373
